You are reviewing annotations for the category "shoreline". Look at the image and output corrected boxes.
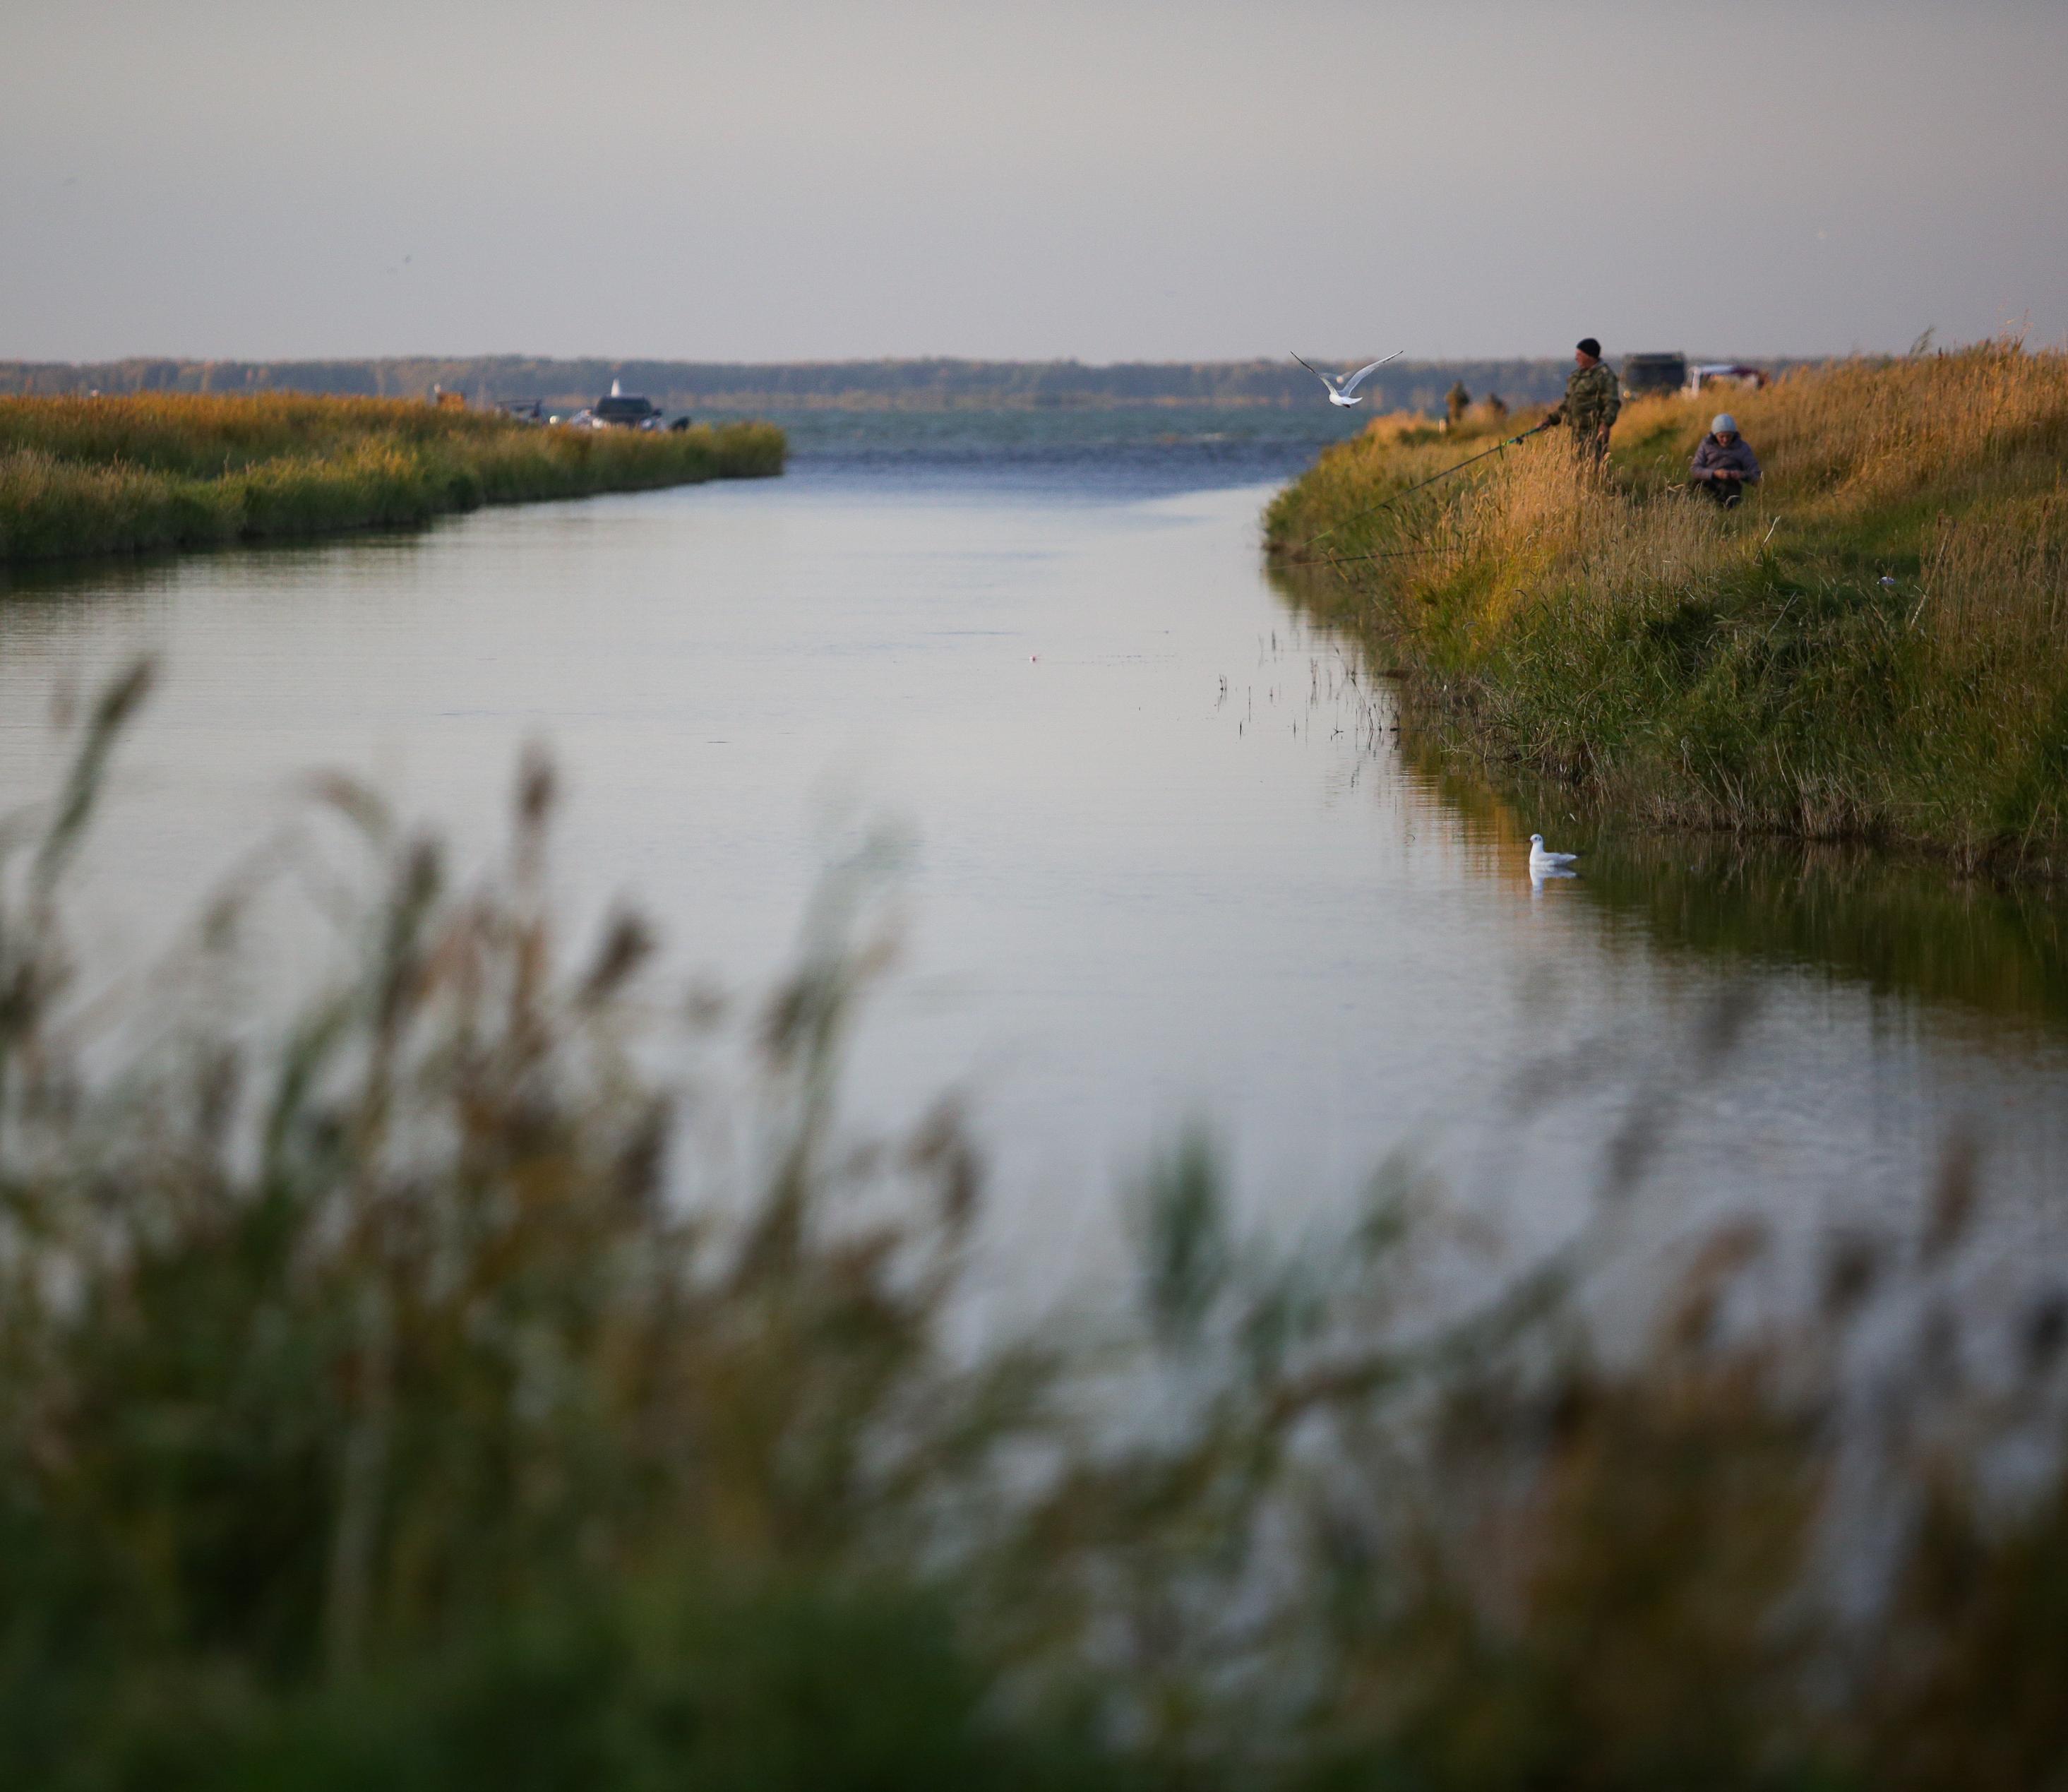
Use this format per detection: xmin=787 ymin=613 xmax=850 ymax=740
xmin=1262 ymin=347 xmax=2068 ymax=884
xmin=0 ymin=395 xmax=785 ymax=568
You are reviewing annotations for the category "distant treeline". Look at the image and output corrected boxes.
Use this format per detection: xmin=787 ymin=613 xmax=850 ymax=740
xmin=0 ymin=354 xmax=1648 ymax=416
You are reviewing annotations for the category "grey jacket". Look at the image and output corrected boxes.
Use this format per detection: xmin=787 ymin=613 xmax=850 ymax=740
xmin=1691 ymin=434 xmax=1761 ymax=482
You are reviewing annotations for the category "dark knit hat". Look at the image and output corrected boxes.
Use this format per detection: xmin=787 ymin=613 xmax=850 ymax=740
xmin=1576 ymin=337 xmax=1602 ymax=358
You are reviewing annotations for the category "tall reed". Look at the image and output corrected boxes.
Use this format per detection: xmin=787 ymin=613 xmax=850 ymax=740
xmin=0 ymin=395 xmax=785 ymax=565
xmin=4 ymin=670 xmax=2068 ymax=1788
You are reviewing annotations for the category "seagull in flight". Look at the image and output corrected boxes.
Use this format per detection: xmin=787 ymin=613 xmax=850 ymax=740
xmin=1292 ymin=351 xmax=1402 ymax=407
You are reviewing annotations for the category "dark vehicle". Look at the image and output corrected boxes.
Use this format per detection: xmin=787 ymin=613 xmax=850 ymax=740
xmin=593 ymin=378 xmax=660 ymax=428
xmin=1620 ymin=352 xmax=1687 ymax=400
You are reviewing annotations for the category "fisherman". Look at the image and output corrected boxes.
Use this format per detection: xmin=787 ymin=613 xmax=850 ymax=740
xmin=1445 ymin=380 xmax=1471 ymax=429
xmin=1687 ymin=413 xmax=1761 ymax=507
xmin=1542 ymin=337 xmax=1620 ymax=472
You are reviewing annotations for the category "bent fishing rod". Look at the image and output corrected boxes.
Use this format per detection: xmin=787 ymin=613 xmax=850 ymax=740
xmin=1291 ymin=419 xmax=1553 ymax=555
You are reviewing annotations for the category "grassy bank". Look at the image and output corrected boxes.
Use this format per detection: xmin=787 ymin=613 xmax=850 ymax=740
xmin=2 ymin=671 xmax=2066 ymax=1789
xmin=0 ymin=394 xmax=785 ymax=564
xmin=1397 ymin=729 xmax=2068 ymax=1029
xmin=1265 ymin=345 xmax=2068 ymax=878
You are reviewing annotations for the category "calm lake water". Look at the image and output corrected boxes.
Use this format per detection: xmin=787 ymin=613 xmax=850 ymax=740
xmin=4 ymin=412 xmax=2064 ymax=1306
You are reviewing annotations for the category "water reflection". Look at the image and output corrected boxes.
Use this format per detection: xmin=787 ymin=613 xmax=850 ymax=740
xmin=3 ymin=463 xmax=2065 ymax=1318
xmin=1270 ymin=560 xmax=2068 ymax=1039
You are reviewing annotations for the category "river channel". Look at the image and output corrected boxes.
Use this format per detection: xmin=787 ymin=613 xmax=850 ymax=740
xmin=4 ymin=414 xmax=2064 ymax=1308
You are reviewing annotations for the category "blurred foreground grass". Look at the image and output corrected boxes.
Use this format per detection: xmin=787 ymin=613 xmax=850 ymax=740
xmin=2 ymin=669 xmax=2065 ymax=1789
xmin=0 ymin=395 xmax=785 ymax=564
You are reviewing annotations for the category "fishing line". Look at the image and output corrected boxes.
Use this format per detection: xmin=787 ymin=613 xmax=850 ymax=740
xmin=1315 ymin=544 xmax=1457 ymax=567
xmin=1290 ymin=422 xmax=1552 ymax=556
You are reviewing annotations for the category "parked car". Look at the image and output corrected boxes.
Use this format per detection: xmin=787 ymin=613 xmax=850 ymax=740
xmin=592 ymin=378 xmax=660 ymax=429
xmin=1620 ymin=353 xmax=1687 ymax=400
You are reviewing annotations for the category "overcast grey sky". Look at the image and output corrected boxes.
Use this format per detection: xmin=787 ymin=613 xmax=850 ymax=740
xmin=4 ymin=0 xmax=2064 ymax=364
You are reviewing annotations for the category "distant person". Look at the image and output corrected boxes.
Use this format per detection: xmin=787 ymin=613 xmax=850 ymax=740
xmin=1688 ymin=413 xmax=1761 ymax=506
xmin=1483 ymin=393 xmax=1509 ymax=422
xmin=1543 ymin=338 xmax=1620 ymax=472
xmin=1445 ymin=380 xmax=1471 ymax=428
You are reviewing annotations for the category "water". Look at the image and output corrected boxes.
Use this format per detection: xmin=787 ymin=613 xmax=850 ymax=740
xmin=4 ymin=414 xmax=2065 ymax=1312
xmin=695 ymin=400 xmax=1373 ymax=492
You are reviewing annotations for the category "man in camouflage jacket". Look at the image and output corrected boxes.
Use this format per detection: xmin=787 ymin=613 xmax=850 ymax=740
xmin=1543 ymin=337 xmax=1620 ymax=470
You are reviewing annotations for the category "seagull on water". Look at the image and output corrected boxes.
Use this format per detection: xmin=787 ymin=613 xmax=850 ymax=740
xmin=1529 ymin=833 xmax=1580 ymax=873
xmin=1292 ymin=351 xmax=1402 ymax=407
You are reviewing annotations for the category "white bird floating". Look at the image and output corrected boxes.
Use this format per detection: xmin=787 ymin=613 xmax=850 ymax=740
xmin=1292 ymin=351 xmax=1402 ymax=407
xmin=1529 ymin=833 xmax=1580 ymax=873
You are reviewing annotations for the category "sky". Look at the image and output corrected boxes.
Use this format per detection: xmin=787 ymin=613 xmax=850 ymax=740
xmin=4 ymin=0 xmax=2065 ymax=364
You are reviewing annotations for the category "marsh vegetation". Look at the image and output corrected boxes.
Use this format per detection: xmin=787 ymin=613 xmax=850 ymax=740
xmin=3 ymin=672 xmax=2065 ymax=1789
xmin=1267 ymin=345 xmax=2068 ymax=878
xmin=0 ymin=395 xmax=785 ymax=565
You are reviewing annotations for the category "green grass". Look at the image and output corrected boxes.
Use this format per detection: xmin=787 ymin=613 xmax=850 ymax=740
xmin=0 ymin=394 xmax=785 ymax=564
xmin=1265 ymin=345 xmax=2068 ymax=878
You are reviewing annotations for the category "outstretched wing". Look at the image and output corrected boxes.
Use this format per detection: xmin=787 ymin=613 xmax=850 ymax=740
xmin=1290 ymin=352 xmax=1339 ymax=393
xmin=1338 ymin=350 xmax=1403 ymax=397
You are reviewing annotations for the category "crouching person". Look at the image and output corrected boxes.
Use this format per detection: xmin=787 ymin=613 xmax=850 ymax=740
xmin=1689 ymin=413 xmax=1761 ymax=506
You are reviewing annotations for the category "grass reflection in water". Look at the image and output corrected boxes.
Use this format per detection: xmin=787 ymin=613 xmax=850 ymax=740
xmin=1277 ymin=566 xmax=2068 ymax=1037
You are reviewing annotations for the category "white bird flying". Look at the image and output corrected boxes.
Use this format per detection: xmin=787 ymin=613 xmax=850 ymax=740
xmin=1528 ymin=833 xmax=1580 ymax=873
xmin=1292 ymin=351 xmax=1402 ymax=407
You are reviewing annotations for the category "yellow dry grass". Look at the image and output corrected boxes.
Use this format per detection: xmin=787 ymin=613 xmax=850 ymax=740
xmin=1266 ymin=343 xmax=2068 ymax=871
xmin=0 ymin=393 xmax=786 ymax=563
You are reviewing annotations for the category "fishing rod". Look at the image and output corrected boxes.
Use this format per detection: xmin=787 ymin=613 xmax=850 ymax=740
xmin=1291 ymin=419 xmax=1553 ymax=555
xmin=1306 ymin=540 xmax=1477 ymax=597
xmin=1314 ymin=544 xmax=1458 ymax=567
